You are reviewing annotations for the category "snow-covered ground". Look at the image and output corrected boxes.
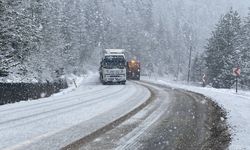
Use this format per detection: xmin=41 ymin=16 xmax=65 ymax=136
xmin=0 ymin=73 xmax=150 ymax=150
xmin=143 ymin=76 xmax=250 ymax=150
xmin=2 ymin=72 xmax=249 ymax=149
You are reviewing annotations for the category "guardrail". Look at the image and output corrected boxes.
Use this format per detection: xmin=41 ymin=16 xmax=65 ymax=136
xmin=0 ymin=80 xmax=68 ymax=105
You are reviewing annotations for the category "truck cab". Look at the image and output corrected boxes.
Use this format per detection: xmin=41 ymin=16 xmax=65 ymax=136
xmin=99 ymin=49 xmax=127 ymax=85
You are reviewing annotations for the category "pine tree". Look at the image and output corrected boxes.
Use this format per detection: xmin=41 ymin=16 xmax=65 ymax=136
xmin=155 ymin=18 xmax=171 ymax=75
xmin=191 ymin=54 xmax=206 ymax=82
xmin=60 ymin=0 xmax=80 ymax=72
xmin=135 ymin=0 xmax=154 ymax=32
xmin=82 ymin=0 xmax=108 ymax=61
xmin=239 ymin=10 xmax=250 ymax=88
xmin=20 ymin=0 xmax=45 ymax=78
xmin=0 ymin=0 xmax=8 ymax=75
xmin=0 ymin=0 xmax=24 ymax=75
xmin=205 ymin=8 xmax=241 ymax=88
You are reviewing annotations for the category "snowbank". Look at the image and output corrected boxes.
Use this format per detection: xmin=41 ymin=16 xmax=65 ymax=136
xmin=52 ymin=71 xmax=98 ymax=97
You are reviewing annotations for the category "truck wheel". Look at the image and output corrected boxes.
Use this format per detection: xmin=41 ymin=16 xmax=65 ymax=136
xmin=121 ymin=81 xmax=126 ymax=85
xmin=137 ymin=76 xmax=140 ymax=80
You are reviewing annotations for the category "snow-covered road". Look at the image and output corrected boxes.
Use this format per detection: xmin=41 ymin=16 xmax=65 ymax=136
xmin=80 ymin=81 xmax=230 ymax=150
xmin=0 ymin=74 xmax=150 ymax=150
xmin=143 ymin=77 xmax=250 ymax=150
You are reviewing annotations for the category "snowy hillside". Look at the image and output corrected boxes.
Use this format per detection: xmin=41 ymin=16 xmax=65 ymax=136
xmin=1 ymin=0 xmax=250 ymax=82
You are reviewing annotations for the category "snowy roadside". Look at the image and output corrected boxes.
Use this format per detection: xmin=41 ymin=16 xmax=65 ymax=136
xmin=0 ymin=72 xmax=97 ymax=107
xmin=142 ymin=76 xmax=250 ymax=150
xmin=52 ymin=71 xmax=98 ymax=97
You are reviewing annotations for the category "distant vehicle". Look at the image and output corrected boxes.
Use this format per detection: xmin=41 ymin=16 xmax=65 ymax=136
xmin=127 ymin=60 xmax=140 ymax=80
xmin=99 ymin=49 xmax=127 ymax=85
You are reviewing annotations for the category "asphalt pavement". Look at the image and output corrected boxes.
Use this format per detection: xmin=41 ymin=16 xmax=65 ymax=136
xmin=78 ymin=81 xmax=230 ymax=150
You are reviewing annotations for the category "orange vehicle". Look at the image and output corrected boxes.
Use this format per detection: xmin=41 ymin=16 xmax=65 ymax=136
xmin=127 ymin=60 xmax=140 ymax=80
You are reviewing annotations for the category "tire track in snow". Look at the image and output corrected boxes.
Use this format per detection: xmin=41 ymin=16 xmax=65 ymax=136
xmin=0 ymin=82 xmax=149 ymax=150
xmin=0 ymin=86 xmax=110 ymax=114
xmin=0 ymin=85 xmax=129 ymax=129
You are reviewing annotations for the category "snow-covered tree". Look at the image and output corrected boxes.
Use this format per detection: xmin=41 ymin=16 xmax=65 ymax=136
xmin=239 ymin=9 xmax=250 ymax=87
xmin=0 ymin=0 xmax=20 ymax=74
xmin=0 ymin=0 xmax=39 ymax=77
xmin=82 ymin=0 xmax=107 ymax=60
xmin=205 ymin=8 xmax=242 ymax=88
xmin=1 ymin=0 xmax=250 ymax=82
xmin=0 ymin=0 xmax=9 ymax=75
xmin=191 ymin=54 xmax=206 ymax=82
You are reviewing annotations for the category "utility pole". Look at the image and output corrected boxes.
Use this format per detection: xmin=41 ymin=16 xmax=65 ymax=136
xmin=176 ymin=54 xmax=181 ymax=81
xmin=187 ymin=46 xmax=192 ymax=83
xmin=236 ymin=76 xmax=238 ymax=93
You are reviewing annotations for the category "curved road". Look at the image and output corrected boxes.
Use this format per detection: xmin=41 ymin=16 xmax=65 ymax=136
xmin=0 ymin=76 xmax=230 ymax=150
xmin=0 ymin=76 xmax=150 ymax=150
xmin=78 ymin=81 xmax=230 ymax=150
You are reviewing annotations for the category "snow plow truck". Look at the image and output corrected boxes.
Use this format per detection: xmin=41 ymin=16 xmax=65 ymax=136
xmin=126 ymin=60 xmax=140 ymax=80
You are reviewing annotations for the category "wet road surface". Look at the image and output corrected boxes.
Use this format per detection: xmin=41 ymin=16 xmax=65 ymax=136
xmin=74 ymin=81 xmax=230 ymax=150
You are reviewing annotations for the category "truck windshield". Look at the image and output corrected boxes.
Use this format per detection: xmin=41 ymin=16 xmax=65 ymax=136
xmin=103 ymin=56 xmax=126 ymax=69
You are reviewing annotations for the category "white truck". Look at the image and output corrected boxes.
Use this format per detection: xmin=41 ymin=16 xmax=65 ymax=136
xmin=99 ymin=49 xmax=127 ymax=85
